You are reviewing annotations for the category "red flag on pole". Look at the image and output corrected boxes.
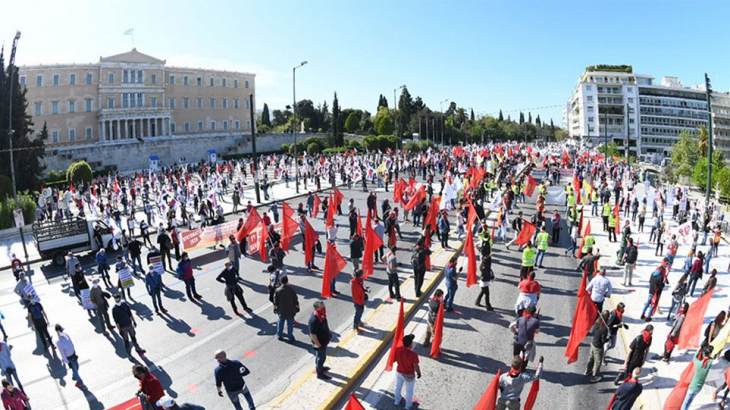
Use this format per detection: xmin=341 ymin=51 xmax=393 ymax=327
xmin=333 ymin=187 xmax=344 ymax=209
xmin=282 ymin=202 xmax=294 ymax=220
xmin=430 ymin=300 xmax=445 ymax=358
xmin=257 ymin=223 xmax=269 ymax=263
xmin=581 ymin=220 xmax=591 ymax=238
xmin=279 ymin=216 xmax=299 ymax=252
xmin=311 ymin=194 xmax=322 ymax=218
xmin=678 ymin=289 xmax=714 ymax=349
xmin=524 ymin=379 xmax=540 ymax=410
xmin=69 ymin=181 xmax=76 ymax=193
xmin=385 ymin=299 xmax=405 ymax=371
xmin=513 ymin=221 xmax=537 ymax=247
xmin=424 ymin=195 xmax=441 ymax=230
xmin=236 ymin=208 xmax=262 ymax=242
xmin=113 ymin=178 xmax=121 ymax=194
xmin=355 ymin=211 xmax=363 ymax=237
xmin=404 ymin=185 xmax=426 ymax=211
xmin=464 ymin=205 xmax=478 ymax=287
xmin=524 ymin=176 xmax=537 ymax=197
xmin=303 ymin=219 xmax=318 ymax=267
xmin=473 ymin=368 xmax=502 ymax=410
xmin=344 ymin=394 xmax=366 ymax=410
xmin=572 ymin=175 xmax=581 ymax=204
xmin=663 ymin=361 xmax=696 ymax=410
xmin=362 ymin=211 xmax=383 ymax=279
xmin=325 ymin=193 xmax=336 ymax=228
xmin=321 ymin=242 xmax=347 ymax=298
xmin=564 ymin=271 xmax=598 ymax=363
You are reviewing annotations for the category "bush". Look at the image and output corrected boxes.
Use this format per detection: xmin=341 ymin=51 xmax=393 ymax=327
xmin=323 ymin=147 xmax=348 ymax=155
xmin=403 ymin=140 xmax=434 ymax=153
xmin=66 ymin=161 xmax=93 ymax=184
xmin=307 ymin=141 xmax=324 ymax=155
xmin=0 ymin=192 xmax=36 ymax=229
xmin=0 ymin=176 xmax=12 ymax=200
xmin=345 ymin=139 xmax=363 ymax=151
xmin=718 ymin=168 xmax=730 ymax=198
xmin=363 ymin=135 xmax=399 ymax=151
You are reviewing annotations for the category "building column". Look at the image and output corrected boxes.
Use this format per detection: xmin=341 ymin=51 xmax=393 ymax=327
xmin=115 ymin=120 xmax=120 ymax=141
xmin=164 ymin=118 xmax=170 ymax=136
xmin=99 ymin=121 xmax=104 ymax=142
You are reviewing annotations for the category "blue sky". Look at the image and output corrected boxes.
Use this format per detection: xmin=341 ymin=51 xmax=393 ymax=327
xmin=2 ymin=0 xmax=729 ymax=125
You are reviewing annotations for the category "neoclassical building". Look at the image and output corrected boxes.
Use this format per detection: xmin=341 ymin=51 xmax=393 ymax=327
xmin=18 ymin=49 xmax=255 ymax=146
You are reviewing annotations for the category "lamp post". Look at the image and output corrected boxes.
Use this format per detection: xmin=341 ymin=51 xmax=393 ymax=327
xmin=439 ymin=99 xmax=449 ymax=146
xmin=292 ymin=60 xmax=308 ymax=193
xmin=394 ymin=85 xmax=405 ymax=147
xmin=705 ymin=73 xmax=714 ymax=206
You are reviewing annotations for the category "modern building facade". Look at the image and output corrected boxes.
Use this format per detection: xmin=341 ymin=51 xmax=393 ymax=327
xmin=18 ymin=49 xmax=255 ymax=147
xmin=711 ymin=92 xmax=730 ymax=161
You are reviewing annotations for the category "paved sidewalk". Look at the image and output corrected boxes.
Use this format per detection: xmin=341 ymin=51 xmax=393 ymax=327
xmin=584 ymin=179 xmax=729 ymax=409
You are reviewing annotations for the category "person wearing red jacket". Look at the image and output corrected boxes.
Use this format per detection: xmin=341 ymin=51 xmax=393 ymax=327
xmin=351 ymin=270 xmax=368 ymax=333
xmin=133 ymin=364 xmax=165 ymax=410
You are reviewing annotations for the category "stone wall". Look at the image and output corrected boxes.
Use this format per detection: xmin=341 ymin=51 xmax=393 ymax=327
xmin=44 ymin=132 xmax=320 ymax=173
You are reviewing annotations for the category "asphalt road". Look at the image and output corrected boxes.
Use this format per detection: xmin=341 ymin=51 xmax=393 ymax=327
xmin=348 ymin=171 xmax=627 ymax=410
xmin=4 ymin=182 xmax=429 ymax=409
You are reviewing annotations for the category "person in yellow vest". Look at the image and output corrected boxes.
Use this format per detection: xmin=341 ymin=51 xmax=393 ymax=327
xmin=564 ymin=184 xmax=572 ymax=208
xmin=535 ymin=227 xmax=550 ymax=268
xmin=537 ymin=182 xmax=547 ymax=197
xmin=521 ymin=241 xmax=537 ymax=279
xmin=601 ymin=202 xmax=611 ymax=231
xmin=591 ymin=189 xmax=599 ymax=217
xmin=582 ymin=232 xmax=595 ymax=258
xmin=607 ymin=211 xmax=617 ymax=242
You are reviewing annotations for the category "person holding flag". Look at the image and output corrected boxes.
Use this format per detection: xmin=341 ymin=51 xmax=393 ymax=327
xmin=423 ymin=289 xmax=443 ymax=347
xmin=608 ymin=367 xmax=643 ymax=409
xmin=497 ymin=355 xmax=543 ymax=410
xmin=615 ymin=325 xmax=653 ymax=385
xmin=392 ymin=334 xmax=421 ymax=410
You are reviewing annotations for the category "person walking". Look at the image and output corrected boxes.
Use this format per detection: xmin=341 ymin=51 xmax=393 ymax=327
xmin=411 ymin=241 xmax=430 ymax=298
xmin=383 ymin=245 xmax=401 ymax=301
xmin=423 ymin=289 xmax=444 ymax=347
xmin=437 ymin=210 xmax=450 ymax=248
xmin=273 ymin=276 xmax=299 ymax=342
xmin=214 ymin=350 xmax=256 ymax=410
xmin=615 ymin=325 xmax=653 ymax=385
xmin=444 ymin=257 xmax=459 ymax=312
xmin=393 ymin=334 xmax=421 ymax=410
xmin=112 ymin=294 xmax=146 ymax=356
xmin=497 ymin=356 xmax=544 ymax=410
xmin=89 ymin=278 xmax=115 ymax=333
xmin=681 ymin=345 xmax=715 ymax=410
xmin=71 ymin=264 xmax=90 ymax=303
xmin=662 ymin=302 xmax=688 ymax=363
xmin=621 ymin=237 xmax=637 ymax=286
xmin=115 ymin=257 xmax=134 ymax=300
xmin=128 ymin=236 xmax=144 ymax=275
xmin=586 ymin=268 xmax=612 ymax=312
xmin=605 ymin=303 xmax=627 ymax=354
xmin=157 ymin=229 xmax=173 ymax=272
xmin=640 ymin=263 xmax=668 ymax=322
xmin=585 ymin=310 xmax=610 ymax=382
xmin=26 ymin=299 xmax=54 ymax=350
xmin=475 ymin=255 xmax=494 ymax=311
xmin=308 ymin=301 xmax=332 ymax=380
xmin=133 ymin=364 xmax=165 ymax=410
xmin=510 ymin=305 xmax=540 ymax=362
xmin=176 ymin=253 xmax=202 ymax=302
xmin=227 ymin=236 xmax=242 ymax=276
xmin=0 ymin=341 xmax=22 ymax=391
xmin=688 ymin=251 xmax=705 ymax=297
xmin=610 ymin=367 xmax=643 ymax=410
xmin=520 ymin=241 xmax=537 ymax=279
xmin=535 ymin=226 xmax=550 ymax=268
xmin=349 ymin=233 xmax=364 ymax=273
xmin=0 ymin=379 xmax=29 ymax=410
xmin=216 ymin=262 xmax=252 ymax=316
xmin=96 ymin=248 xmax=113 ymax=288
xmin=144 ymin=269 xmax=166 ymax=314
xmin=54 ymin=324 xmax=84 ymax=388
xmin=351 ymin=270 xmax=367 ymax=332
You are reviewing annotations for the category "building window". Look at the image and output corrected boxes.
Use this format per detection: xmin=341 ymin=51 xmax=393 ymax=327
xmin=196 ymin=77 xmax=202 ymax=87
xmin=169 ymin=98 xmax=176 ymax=109
xmin=223 ymin=120 xmax=228 ymax=130
xmin=124 ymin=70 xmax=129 ymax=83
xmin=150 ymin=74 xmax=156 ymax=84
xmin=68 ymin=128 xmax=76 ymax=143
xmin=85 ymin=127 xmax=92 ymax=140
xmin=69 ymin=74 xmax=76 ymax=85
xmin=85 ymin=98 xmax=93 ymax=112
xmin=183 ymin=97 xmax=189 ymax=109
xmin=51 ymin=130 xmax=59 ymax=144
xmin=108 ymin=97 xmax=114 ymax=109
xmin=234 ymin=98 xmax=240 ymax=109
xmin=123 ymin=93 xmax=129 ymax=108
xmin=197 ymin=97 xmax=202 ymax=108
xmin=628 ymin=97 xmax=634 ymax=103
xmin=210 ymin=98 xmax=216 ymax=109
xmin=184 ymin=122 xmax=190 ymax=132
xmin=137 ymin=70 xmax=143 ymax=83
xmin=234 ymin=79 xmax=239 ymax=88
xmin=197 ymin=121 xmax=203 ymax=131
xmin=586 ymin=96 xmax=593 ymax=102
xmin=36 ymin=75 xmax=43 ymax=87
xmin=137 ymin=93 xmax=143 ymax=107
xmin=246 ymin=120 xmax=250 ymax=128
xmin=588 ymin=116 xmax=594 ymax=122
xmin=222 ymin=78 xmax=227 ymax=87
xmin=183 ymin=76 xmax=189 ymax=86
xmin=169 ymin=74 xmax=175 ymax=85
xmin=151 ymin=97 xmax=157 ymax=108
xmin=245 ymin=80 xmax=249 ymax=89
xmin=85 ymin=72 xmax=93 ymax=85
xmin=170 ymin=123 xmax=176 ymax=133
xmin=34 ymin=102 xmax=42 ymax=115
xmin=68 ymin=100 xmax=76 ymax=113
xmin=585 ymin=85 xmax=591 ymax=90
xmin=51 ymin=101 xmax=59 ymax=114
xmin=108 ymin=73 xmax=114 ymax=84
xmin=53 ymin=74 xmax=60 ymax=86
xmin=235 ymin=120 xmax=240 ymax=129
xmin=210 ymin=121 xmax=216 ymax=130
xmin=627 ymin=87 xmax=633 ymax=93
xmin=19 ymin=76 xmax=26 ymax=87
xmin=222 ymin=98 xmax=228 ymax=109
xmin=245 ymin=99 xmax=250 ymax=109
xmin=209 ymin=77 xmax=214 ymax=87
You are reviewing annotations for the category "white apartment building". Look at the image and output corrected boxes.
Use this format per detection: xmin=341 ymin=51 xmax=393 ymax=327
xmin=711 ymin=92 xmax=730 ymax=161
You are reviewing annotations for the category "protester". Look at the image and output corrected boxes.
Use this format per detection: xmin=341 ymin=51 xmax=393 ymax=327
xmin=497 ymin=356 xmax=544 ymax=410
xmin=309 ymin=301 xmax=332 ymax=380
xmin=214 ymin=350 xmax=255 ymax=410
xmin=273 ymin=275 xmax=299 ymax=342
xmin=393 ymin=334 xmax=421 ymax=410
xmin=55 ymin=325 xmax=85 ymax=388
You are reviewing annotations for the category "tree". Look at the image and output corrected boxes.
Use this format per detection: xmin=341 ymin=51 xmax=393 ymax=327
xmin=261 ymin=103 xmax=271 ymax=126
xmin=535 ymin=115 xmax=541 ymax=128
xmin=528 ymin=112 xmax=532 ymax=124
xmin=498 ymin=110 xmax=504 ymax=121
xmin=378 ymin=94 xmax=388 ymax=110
xmin=344 ymin=111 xmax=362 ymax=133
xmin=66 ymin=160 xmax=93 ymax=184
xmin=397 ymin=87 xmax=414 ymax=138
xmin=598 ymin=142 xmax=620 ymax=157
xmin=0 ymin=52 xmax=45 ymax=192
xmin=318 ymin=101 xmax=330 ymax=132
xmin=717 ymin=167 xmax=730 ymax=198
xmin=331 ymin=92 xmax=343 ymax=146
xmin=272 ymin=109 xmax=291 ymax=127
xmin=670 ymin=130 xmax=700 ymax=179
xmin=470 ymin=109 xmax=475 ymax=122
xmin=519 ymin=112 xmax=524 ymax=124
xmin=374 ymin=107 xmax=395 ymax=135
xmin=692 ymin=150 xmax=725 ymax=189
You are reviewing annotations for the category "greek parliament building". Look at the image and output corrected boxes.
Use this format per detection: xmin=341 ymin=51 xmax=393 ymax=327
xmin=565 ymin=65 xmax=730 ymax=162
xmin=17 ymin=49 xmax=272 ymax=171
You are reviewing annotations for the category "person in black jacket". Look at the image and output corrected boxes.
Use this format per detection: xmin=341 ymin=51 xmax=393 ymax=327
xmin=348 ymin=208 xmax=358 ymax=238
xmin=350 ymin=233 xmax=364 ymax=272
xmin=157 ymin=229 xmax=173 ymax=272
xmin=216 ymin=262 xmax=252 ymax=316
xmin=615 ymin=325 xmax=653 ymax=385
xmin=622 ymin=238 xmax=638 ymax=286
xmin=586 ymin=310 xmax=610 ymax=382
xmin=611 ymin=367 xmax=643 ymax=410
xmin=214 ymin=350 xmax=255 ymax=410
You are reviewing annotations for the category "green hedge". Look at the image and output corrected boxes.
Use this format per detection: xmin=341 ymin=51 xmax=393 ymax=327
xmin=363 ymin=135 xmax=398 ymax=151
xmin=0 ymin=193 xmax=36 ymax=229
xmin=67 ymin=161 xmax=93 ymax=184
xmin=403 ymin=140 xmax=434 ymax=153
xmin=323 ymin=147 xmax=348 ymax=154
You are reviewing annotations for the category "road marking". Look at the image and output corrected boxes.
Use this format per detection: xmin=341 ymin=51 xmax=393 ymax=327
xmin=244 ymin=350 xmax=256 ymax=358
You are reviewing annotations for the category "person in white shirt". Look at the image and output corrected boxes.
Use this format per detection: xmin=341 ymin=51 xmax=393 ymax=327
xmin=586 ymin=268 xmax=612 ymax=312
xmin=55 ymin=324 xmax=84 ymax=388
xmin=327 ymin=224 xmax=338 ymax=244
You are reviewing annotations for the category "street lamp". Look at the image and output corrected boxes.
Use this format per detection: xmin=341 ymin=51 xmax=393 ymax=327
xmin=292 ymin=60 xmax=308 ymax=193
xmin=394 ymin=85 xmax=405 ymax=146
xmin=439 ymin=99 xmax=449 ymax=146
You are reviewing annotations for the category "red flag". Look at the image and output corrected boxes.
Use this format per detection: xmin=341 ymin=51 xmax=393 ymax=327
xmin=282 ymin=202 xmax=294 ymax=220
xmin=345 ymin=394 xmax=365 ymax=410
xmin=513 ymin=221 xmax=536 ymax=247
xmin=424 ymin=196 xmax=441 ymax=231
xmin=303 ymin=219 xmax=318 ymax=266
xmin=464 ymin=205 xmax=478 ymax=287
xmin=572 ymin=176 xmax=581 ymax=204
xmin=311 ymin=194 xmax=322 ymax=218
xmin=613 ymin=204 xmax=621 ymax=235
xmin=424 ymin=230 xmax=432 ymax=270
xmin=235 ymin=208 xmax=262 ymax=242
xmin=581 ymin=220 xmax=591 ymax=238
xmin=356 ymin=211 xmax=363 ymax=237
xmin=362 ymin=211 xmax=383 ymax=279
xmin=333 ymin=187 xmax=344 ymax=209
xmin=564 ymin=271 xmax=598 ymax=363
xmin=404 ymin=185 xmax=426 ymax=211
xmin=678 ymin=289 xmax=714 ymax=349
xmin=430 ymin=300 xmax=445 ymax=358
xmin=385 ymin=300 xmax=405 ymax=371
xmin=663 ymin=361 xmax=695 ymax=410
xmin=321 ymin=242 xmax=347 ymax=298
xmin=113 ymin=178 xmax=121 ymax=194
xmin=325 ymin=193 xmax=336 ymax=227
xmin=524 ymin=176 xmax=537 ymax=197
xmin=605 ymin=393 xmax=617 ymax=410
xmin=394 ymin=178 xmax=407 ymax=205
xmin=524 ymin=379 xmax=540 ymax=410
xmin=257 ymin=223 xmax=268 ymax=262
xmin=473 ymin=369 xmax=502 ymax=410
xmin=69 ymin=181 xmax=76 ymax=193
xmin=279 ymin=216 xmax=299 ymax=252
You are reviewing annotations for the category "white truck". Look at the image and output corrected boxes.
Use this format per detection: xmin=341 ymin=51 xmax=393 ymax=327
xmin=32 ymin=218 xmax=116 ymax=266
